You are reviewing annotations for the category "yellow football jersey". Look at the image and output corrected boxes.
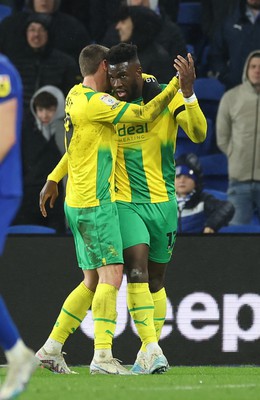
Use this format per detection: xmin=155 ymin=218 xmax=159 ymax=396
xmin=60 ymin=79 xmax=180 ymax=207
xmin=115 ymin=87 xmax=207 ymax=203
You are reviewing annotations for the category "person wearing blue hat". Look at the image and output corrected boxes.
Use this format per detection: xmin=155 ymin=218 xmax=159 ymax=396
xmin=175 ymin=153 xmax=235 ymax=233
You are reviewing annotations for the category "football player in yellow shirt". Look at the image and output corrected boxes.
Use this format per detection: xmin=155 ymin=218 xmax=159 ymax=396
xmin=107 ymin=43 xmax=207 ymax=373
xmin=35 ymin=43 xmax=182 ymax=375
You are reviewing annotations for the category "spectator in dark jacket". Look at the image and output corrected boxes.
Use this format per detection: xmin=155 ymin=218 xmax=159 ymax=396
xmin=8 ymin=14 xmax=79 ymax=112
xmin=113 ymin=5 xmax=173 ymax=82
xmin=208 ymin=0 xmax=260 ymax=88
xmin=13 ymin=85 xmax=66 ymax=233
xmin=0 ymin=0 xmax=90 ymax=61
xmin=201 ymin=0 xmax=238 ymax=41
xmin=102 ymin=1 xmax=186 ymax=63
xmin=175 ymin=153 xmax=235 ymax=233
xmin=127 ymin=0 xmax=187 ymax=58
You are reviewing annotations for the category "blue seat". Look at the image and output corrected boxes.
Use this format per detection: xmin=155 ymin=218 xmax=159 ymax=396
xmin=204 ymin=186 xmax=260 ymax=226
xmin=186 ymin=43 xmax=195 ymax=55
xmin=177 ymin=2 xmax=202 ymax=25
xmin=175 ymin=118 xmax=214 ymax=158
xmin=177 ymin=2 xmax=204 ymax=53
xmin=219 ymin=225 xmax=260 ymax=234
xmin=199 ymin=153 xmax=228 ymax=191
xmin=0 ymin=4 xmax=12 ymax=22
xmin=193 ymin=78 xmax=226 ymax=122
xmin=203 ymin=188 xmax=227 ymax=201
xmin=7 ymin=225 xmax=56 ymax=234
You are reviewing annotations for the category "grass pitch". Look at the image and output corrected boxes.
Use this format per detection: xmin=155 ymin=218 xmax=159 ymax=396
xmin=1 ymin=365 xmax=260 ymax=400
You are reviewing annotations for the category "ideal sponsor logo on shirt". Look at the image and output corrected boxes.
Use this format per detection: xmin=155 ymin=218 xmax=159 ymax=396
xmin=117 ymin=123 xmax=148 ymax=137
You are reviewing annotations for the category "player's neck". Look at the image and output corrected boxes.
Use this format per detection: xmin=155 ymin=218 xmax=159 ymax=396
xmin=83 ymin=76 xmax=98 ymax=92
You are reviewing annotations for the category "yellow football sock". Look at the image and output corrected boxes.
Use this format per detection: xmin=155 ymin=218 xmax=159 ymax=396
xmin=127 ymin=283 xmax=157 ymax=349
xmin=50 ymin=282 xmax=94 ymax=344
xmin=92 ymin=283 xmax=118 ymax=350
xmin=140 ymin=287 xmax=167 ymax=352
xmin=152 ymin=287 xmax=167 ymax=340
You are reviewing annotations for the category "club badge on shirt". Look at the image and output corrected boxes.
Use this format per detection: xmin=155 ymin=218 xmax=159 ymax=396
xmin=100 ymin=94 xmax=117 ymax=106
xmin=0 ymin=74 xmax=11 ymax=97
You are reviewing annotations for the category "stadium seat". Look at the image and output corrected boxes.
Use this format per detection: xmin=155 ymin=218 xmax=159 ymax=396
xmin=0 ymin=4 xmax=12 ymax=22
xmin=177 ymin=2 xmax=202 ymax=25
xmin=204 ymin=187 xmax=260 ymax=226
xmin=7 ymin=225 xmax=56 ymax=234
xmin=186 ymin=43 xmax=195 ymax=55
xmin=203 ymin=188 xmax=227 ymax=201
xmin=218 ymin=225 xmax=260 ymax=234
xmin=175 ymin=118 xmax=214 ymax=158
xmin=193 ymin=77 xmax=226 ymax=123
xmin=199 ymin=153 xmax=228 ymax=191
xmin=177 ymin=2 xmax=204 ymax=55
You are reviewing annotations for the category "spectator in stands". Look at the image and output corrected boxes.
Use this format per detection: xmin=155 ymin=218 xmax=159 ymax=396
xmin=13 ymin=85 xmax=66 ymax=233
xmin=175 ymin=153 xmax=234 ymax=233
xmin=59 ymin=0 xmax=90 ymax=31
xmin=7 ymin=14 xmax=79 ymax=112
xmin=127 ymin=0 xmax=187 ymax=58
xmin=0 ymin=0 xmax=90 ymax=61
xmin=86 ymin=0 xmax=123 ymax=43
xmin=216 ymin=50 xmax=260 ymax=225
xmin=208 ymin=0 xmax=260 ymax=89
xmin=102 ymin=1 xmax=186 ymax=65
xmin=158 ymin=0 xmax=179 ymax=22
xmin=200 ymin=0 xmax=238 ymax=41
xmin=110 ymin=5 xmax=173 ymax=82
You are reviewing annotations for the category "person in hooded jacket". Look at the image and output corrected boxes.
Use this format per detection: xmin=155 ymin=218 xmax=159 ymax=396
xmin=0 ymin=0 xmax=90 ymax=61
xmin=216 ymin=50 xmax=260 ymax=225
xmin=123 ymin=0 xmax=187 ymax=61
xmin=117 ymin=5 xmax=173 ymax=82
xmin=6 ymin=13 xmax=79 ymax=113
xmin=13 ymin=85 xmax=66 ymax=233
xmin=175 ymin=153 xmax=234 ymax=233
xmin=103 ymin=5 xmax=173 ymax=83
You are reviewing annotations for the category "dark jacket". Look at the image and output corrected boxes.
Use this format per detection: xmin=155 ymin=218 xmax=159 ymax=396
xmin=0 ymin=0 xmax=90 ymax=61
xmin=209 ymin=0 xmax=260 ymax=88
xmin=176 ymin=153 xmax=235 ymax=233
xmin=156 ymin=8 xmax=187 ymax=59
xmin=177 ymin=191 xmax=235 ymax=233
xmin=13 ymin=85 xmax=66 ymax=233
xmin=7 ymin=16 xmax=79 ymax=111
xmin=114 ymin=6 xmax=174 ymax=83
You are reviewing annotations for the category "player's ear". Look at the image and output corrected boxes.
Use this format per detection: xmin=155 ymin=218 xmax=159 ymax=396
xmin=136 ymin=65 xmax=142 ymax=78
xmin=102 ymin=59 xmax=108 ymax=72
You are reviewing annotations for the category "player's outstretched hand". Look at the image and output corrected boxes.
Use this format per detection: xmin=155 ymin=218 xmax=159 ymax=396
xmin=174 ymin=53 xmax=195 ymax=98
xmin=39 ymin=180 xmax=58 ymax=217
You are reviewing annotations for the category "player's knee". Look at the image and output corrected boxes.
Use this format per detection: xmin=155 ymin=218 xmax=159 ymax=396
xmin=126 ymin=265 xmax=148 ymax=283
xmin=149 ymin=276 xmax=164 ymax=293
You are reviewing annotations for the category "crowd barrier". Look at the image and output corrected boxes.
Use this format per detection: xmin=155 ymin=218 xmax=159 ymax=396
xmin=1 ymin=235 xmax=260 ymax=366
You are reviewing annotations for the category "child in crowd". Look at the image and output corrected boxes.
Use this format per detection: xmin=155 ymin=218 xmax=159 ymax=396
xmin=175 ymin=153 xmax=234 ymax=233
xmin=13 ymin=85 xmax=66 ymax=233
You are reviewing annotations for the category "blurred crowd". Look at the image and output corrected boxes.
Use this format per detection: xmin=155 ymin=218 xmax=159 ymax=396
xmin=0 ymin=0 xmax=260 ymax=233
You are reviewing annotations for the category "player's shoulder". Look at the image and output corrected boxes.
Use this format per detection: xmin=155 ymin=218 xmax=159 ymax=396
xmin=0 ymin=55 xmax=20 ymax=100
